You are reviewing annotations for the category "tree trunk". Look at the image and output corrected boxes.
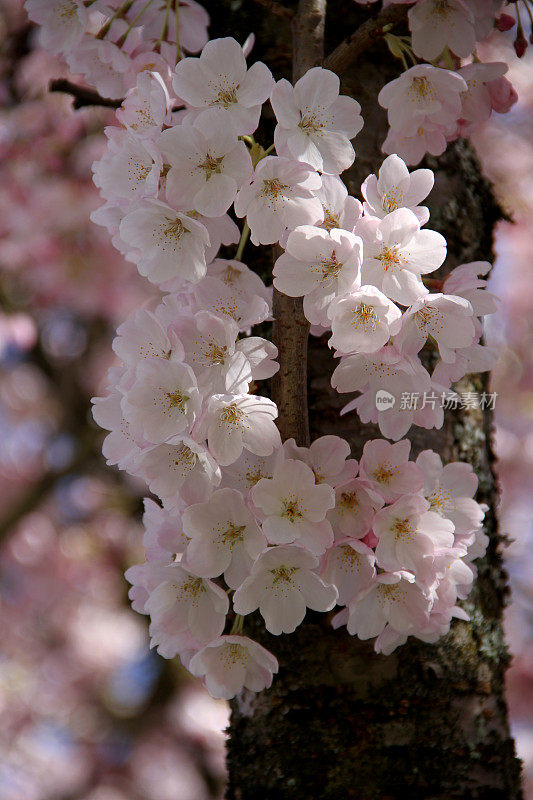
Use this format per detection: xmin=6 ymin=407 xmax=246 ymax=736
xmin=203 ymin=2 xmax=523 ymax=797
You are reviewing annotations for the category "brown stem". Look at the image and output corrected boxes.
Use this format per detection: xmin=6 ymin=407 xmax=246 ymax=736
xmin=271 ymin=0 xmax=326 ymax=447
xmin=49 ymin=78 xmax=123 ymax=110
xmin=323 ymin=4 xmax=407 ymax=76
xmin=252 ymin=0 xmax=293 ymax=19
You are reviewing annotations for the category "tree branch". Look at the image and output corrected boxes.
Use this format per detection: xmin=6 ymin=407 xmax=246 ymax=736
xmin=271 ymin=0 xmax=326 ymax=447
xmin=252 ymin=0 xmax=293 ymax=19
xmin=323 ymin=4 xmax=408 ymax=76
xmin=49 ymin=78 xmax=123 ymax=110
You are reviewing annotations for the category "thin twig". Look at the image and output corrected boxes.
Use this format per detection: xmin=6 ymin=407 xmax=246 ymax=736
xmin=323 ymin=4 xmax=408 ymax=75
xmin=49 ymin=79 xmax=123 ymax=110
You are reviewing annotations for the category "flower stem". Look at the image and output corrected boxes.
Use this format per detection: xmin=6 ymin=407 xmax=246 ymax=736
xmin=235 ymin=222 xmax=250 ymax=262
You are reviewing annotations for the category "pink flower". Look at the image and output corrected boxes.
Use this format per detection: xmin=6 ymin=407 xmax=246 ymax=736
xmin=182 ymin=487 xmax=266 ymax=588
xmin=160 ymin=109 xmax=253 ymax=217
xmin=233 ymin=545 xmax=337 ymax=635
xmin=25 ymin=0 xmax=87 ymax=55
xmin=359 ymin=438 xmax=424 ymax=503
xmin=116 ymin=71 xmax=170 ymax=140
xmin=356 ymin=208 xmax=446 ymax=305
xmin=251 ymin=458 xmax=335 ymax=555
xmin=282 ymin=434 xmax=358 ymax=487
xmin=273 ymin=225 xmax=362 ymax=326
xmin=408 ymin=0 xmax=477 ymax=61
xmin=396 ymin=293 xmax=475 ymax=362
xmin=361 ymin=154 xmax=434 ymax=225
xmin=142 ymin=499 xmax=187 ymax=562
xmin=373 ymin=494 xmax=455 ymax=583
xmin=235 ymin=156 xmax=323 ymax=246
xmin=327 ymin=478 xmax=383 ymax=540
xmin=172 ymin=37 xmax=274 ymax=135
xmin=320 ymin=540 xmax=376 ymax=605
xmin=189 ymin=635 xmax=278 ymax=699
xmin=198 ymin=393 xmax=280 ymax=467
xmin=271 ymin=67 xmax=363 ymax=174
xmin=328 ymin=285 xmax=402 ymax=355
xmin=313 ymin=174 xmax=362 ymax=233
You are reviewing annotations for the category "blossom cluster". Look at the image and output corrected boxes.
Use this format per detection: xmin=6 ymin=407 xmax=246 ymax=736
xmin=25 ymin=0 xmax=209 ymax=99
xmin=23 ymin=0 xmax=504 ymax=699
xmin=352 ymin=0 xmax=519 ymax=163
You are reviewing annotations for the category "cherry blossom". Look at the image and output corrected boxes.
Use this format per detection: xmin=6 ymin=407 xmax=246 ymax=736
xmin=328 ymin=286 xmax=402 ymax=355
xmin=373 ymin=495 xmax=455 ymax=583
xmin=112 ymin=308 xmax=182 ymax=366
xmin=119 ymin=200 xmax=210 ymax=286
xmin=408 ymin=0 xmax=477 ymax=61
xmin=359 ymin=439 xmax=424 ymax=503
xmin=378 ymin=65 xmax=467 ymax=135
xmin=233 ymin=545 xmax=338 ymax=635
xmin=395 ymin=293 xmax=475 ymax=361
xmin=283 ymin=434 xmax=358 ymax=487
xmin=25 ymin=0 xmax=88 ymax=55
xmin=273 ymin=225 xmax=362 ymax=326
xmin=234 ymin=156 xmax=323 ymax=246
xmin=251 ymin=458 xmax=335 ymax=555
xmin=122 ymin=357 xmax=201 ymax=443
xmin=92 ymin=130 xmax=162 ymax=203
xmin=116 ymin=71 xmax=170 ymax=140
xmin=182 ymin=488 xmax=266 ymax=588
xmin=356 ymin=208 xmax=446 ymax=305
xmin=198 ymin=393 xmax=280 ymax=466
xmin=361 ymin=154 xmax=434 ymax=225
xmin=189 ymin=635 xmax=279 ymax=699
xmin=313 ymin=174 xmax=362 ymax=232
xmin=335 ymin=572 xmax=431 ymax=639
xmin=172 ymin=37 xmax=274 ymax=135
xmin=143 ymin=563 xmax=229 ymax=644
xmin=327 ymin=479 xmax=383 ymax=540
xmin=320 ymin=540 xmax=376 ymax=605
xmin=134 ymin=436 xmax=221 ymax=507
xmin=271 ymin=67 xmax=363 ymax=174
xmin=142 ymin=499 xmax=187 ymax=562
xmin=160 ymin=109 xmax=253 ymax=217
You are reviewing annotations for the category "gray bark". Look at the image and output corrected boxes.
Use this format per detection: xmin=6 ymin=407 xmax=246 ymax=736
xmin=203 ymin=2 xmax=523 ymax=797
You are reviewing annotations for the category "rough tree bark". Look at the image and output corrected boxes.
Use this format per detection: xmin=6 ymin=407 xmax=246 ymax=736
xmin=203 ymin=1 xmax=523 ymax=797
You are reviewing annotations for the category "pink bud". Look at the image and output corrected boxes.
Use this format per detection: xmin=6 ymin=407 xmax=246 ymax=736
xmin=514 ymin=32 xmax=527 ymax=58
xmin=487 ymin=76 xmax=518 ymax=114
xmin=496 ymin=13 xmax=516 ymax=32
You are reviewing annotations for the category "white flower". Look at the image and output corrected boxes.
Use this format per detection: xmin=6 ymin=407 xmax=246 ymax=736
xmin=144 ymin=563 xmax=229 ymax=644
xmin=396 ymin=293 xmax=475 ymax=362
xmin=327 ymin=478 xmax=382 ymax=540
xmin=122 ymin=357 xmax=201 ymax=443
xmin=356 ymin=208 xmax=446 ymax=305
xmin=112 ymin=308 xmax=182 ymax=367
xmin=192 ymin=275 xmax=271 ymax=331
xmin=119 ymin=200 xmax=210 ymax=286
xmin=282 ymin=434 xmax=358 ymax=487
xmin=271 ymin=67 xmax=363 ymax=174
xmin=358 ymin=438 xmax=425 ymax=503
xmin=416 ymin=450 xmax=485 ymax=536
xmin=233 ymin=545 xmax=338 ymax=635
xmin=378 ymin=65 xmax=467 ymax=135
xmin=328 ymin=285 xmax=402 ymax=355
xmin=116 ymin=71 xmax=170 ymax=140
xmin=91 ymin=388 xmax=142 ymax=470
xmin=134 ymin=436 xmax=221 ymax=507
xmin=160 ymin=109 xmax=253 ymax=217
xmin=313 ymin=174 xmax=362 ymax=232
xmin=273 ymin=226 xmax=362 ymax=326
xmin=321 ymin=540 xmax=376 ymax=605
xmin=373 ymin=495 xmax=455 ymax=582
xmin=337 ymin=572 xmax=431 ymax=638
xmin=93 ymin=130 xmax=162 ymax=203
xmin=199 ymin=394 xmax=281 ymax=466
xmin=234 ymin=156 xmax=323 ymax=246
xmin=189 ymin=635 xmax=279 ymax=699
xmin=142 ymin=499 xmax=187 ymax=562
xmin=67 ymin=39 xmax=131 ymax=99
xmin=408 ymin=0 xmax=476 ymax=62
xmin=251 ymin=458 xmax=335 ymax=555
xmin=182 ymin=487 xmax=266 ymax=588
xmin=25 ymin=0 xmax=87 ymax=55
xmin=361 ymin=154 xmax=434 ymax=225
xmin=172 ymin=36 xmax=274 ymax=135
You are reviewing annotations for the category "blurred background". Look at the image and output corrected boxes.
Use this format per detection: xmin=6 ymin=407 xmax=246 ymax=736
xmin=1 ymin=3 xmax=532 ymax=799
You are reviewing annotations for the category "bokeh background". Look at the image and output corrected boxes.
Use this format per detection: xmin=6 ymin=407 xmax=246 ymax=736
xmin=0 ymin=3 xmax=532 ymax=798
